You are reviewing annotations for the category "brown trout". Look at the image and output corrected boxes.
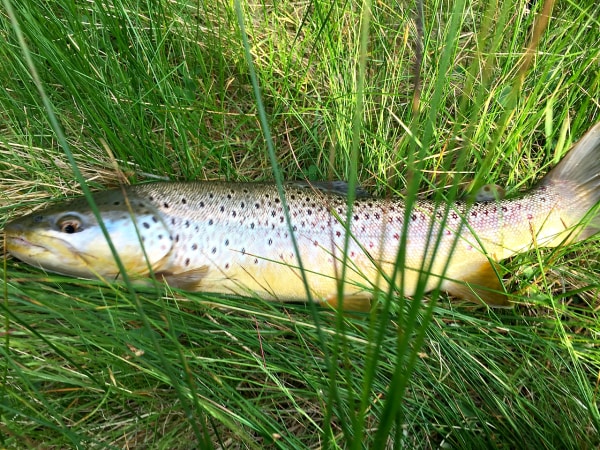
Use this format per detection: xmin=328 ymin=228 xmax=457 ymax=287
xmin=5 ymin=123 xmax=600 ymax=308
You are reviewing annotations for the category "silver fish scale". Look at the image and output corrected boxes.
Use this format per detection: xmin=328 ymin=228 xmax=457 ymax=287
xmin=124 ymin=182 xmax=486 ymax=296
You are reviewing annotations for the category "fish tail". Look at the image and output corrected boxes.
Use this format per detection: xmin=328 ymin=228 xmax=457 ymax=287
xmin=541 ymin=121 xmax=600 ymax=241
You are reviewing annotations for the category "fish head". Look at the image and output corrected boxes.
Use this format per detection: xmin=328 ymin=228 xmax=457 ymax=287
xmin=5 ymin=190 xmax=173 ymax=280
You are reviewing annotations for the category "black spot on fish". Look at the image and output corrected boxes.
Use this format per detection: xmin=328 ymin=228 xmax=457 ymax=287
xmin=354 ymin=215 xmax=359 ymax=221
xmin=152 ymin=216 xmax=158 ymax=223
xmin=336 ymin=231 xmax=341 ymax=237
xmin=232 ymin=211 xmax=237 ymax=217
xmin=199 ymin=201 xmax=205 ymax=207
xmin=501 ymin=206 xmax=508 ymax=212
xmin=250 ymin=223 xmax=255 ymax=229
xmin=268 ymin=239 xmax=273 ymax=245
xmin=209 ymin=193 xmax=214 ymax=198
xmin=241 ymin=248 xmax=245 ymax=254
xmin=149 ymin=196 xmax=154 ymax=201
xmin=158 ymin=234 xmax=163 ymax=240
xmin=280 ymin=216 xmax=284 ymax=223
xmin=451 ymin=213 xmax=458 ymax=220
xmin=171 ymin=218 xmax=176 ymax=225
xmin=208 ymin=219 xmax=214 ymax=225
xmin=255 ymin=203 xmax=260 ymax=209
xmin=411 ymin=214 xmax=417 ymax=221
xmin=220 ymin=206 xmax=225 ymax=212
xmin=113 ymin=201 xmax=121 ymax=206
xmin=191 ymin=244 xmax=197 ymax=250
xmin=307 ymin=209 xmax=312 ymax=215
xmin=254 ymin=258 xmax=258 ymax=264
xmin=143 ymin=222 xmax=150 ymax=229
xmin=290 ymin=195 xmax=296 ymax=200
xmin=227 ymin=194 xmax=232 ymax=199
xmin=275 ymin=198 xmax=280 ymax=204
xmin=225 ymin=239 xmax=229 ymax=246
xmin=175 ymin=235 xmax=180 ymax=243
xmin=212 ymin=247 xmax=217 ymax=254
xmin=185 ymin=220 xmax=190 ymax=228
xmin=471 ymin=211 xmax=477 ymax=217
xmin=185 ymin=258 xmax=190 ymax=266
xmin=225 ymin=263 xmax=230 ymax=269
xmin=163 ymin=202 xmax=169 ymax=209
xmin=240 ymin=202 xmax=245 ymax=208
xmin=293 ymin=225 xmax=297 ymax=231
xmin=181 ymin=198 xmax=187 ymax=204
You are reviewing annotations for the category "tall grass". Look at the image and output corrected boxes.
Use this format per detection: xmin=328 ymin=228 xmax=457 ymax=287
xmin=1 ymin=0 xmax=599 ymax=448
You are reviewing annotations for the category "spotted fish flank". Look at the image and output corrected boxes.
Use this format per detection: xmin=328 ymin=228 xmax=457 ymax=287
xmin=5 ymin=122 xmax=600 ymax=308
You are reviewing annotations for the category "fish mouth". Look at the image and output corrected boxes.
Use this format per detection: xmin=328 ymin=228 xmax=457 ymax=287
xmin=5 ymin=234 xmax=50 ymax=253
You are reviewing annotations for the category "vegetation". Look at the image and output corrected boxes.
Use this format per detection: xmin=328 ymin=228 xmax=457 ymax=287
xmin=1 ymin=0 xmax=599 ymax=448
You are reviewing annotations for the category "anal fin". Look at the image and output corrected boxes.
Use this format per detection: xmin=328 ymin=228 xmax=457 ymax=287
xmin=443 ymin=260 xmax=512 ymax=308
xmin=321 ymin=294 xmax=373 ymax=312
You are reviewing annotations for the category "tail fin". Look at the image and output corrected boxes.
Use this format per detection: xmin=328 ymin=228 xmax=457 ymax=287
xmin=541 ymin=121 xmax=600 ymax=241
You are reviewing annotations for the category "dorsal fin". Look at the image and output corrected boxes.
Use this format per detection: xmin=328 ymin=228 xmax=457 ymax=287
xmin=288 ymin=181 xmax=371 ymax=198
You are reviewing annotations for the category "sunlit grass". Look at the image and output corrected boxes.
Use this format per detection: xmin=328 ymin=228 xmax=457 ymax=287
xmin=1 ymin=0 xmax=599 ymax=448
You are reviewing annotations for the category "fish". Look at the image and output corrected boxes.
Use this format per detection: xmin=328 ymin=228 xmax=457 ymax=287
xmin=5 ymin=122 xmax=600 ymax=309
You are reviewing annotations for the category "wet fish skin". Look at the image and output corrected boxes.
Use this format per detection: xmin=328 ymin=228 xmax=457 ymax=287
xmin=5 ymin=123 xmax=600 ymax=307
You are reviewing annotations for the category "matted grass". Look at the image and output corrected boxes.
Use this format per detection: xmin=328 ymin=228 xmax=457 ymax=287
xmin=1 ymin=0 xmax=599 ymax=448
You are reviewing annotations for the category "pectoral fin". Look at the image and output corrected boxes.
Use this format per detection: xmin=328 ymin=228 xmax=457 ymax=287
xmin=443 ymin=260 xmax=511 ymax=308
xmin=155 ymin=266 xmax=210 ymax=291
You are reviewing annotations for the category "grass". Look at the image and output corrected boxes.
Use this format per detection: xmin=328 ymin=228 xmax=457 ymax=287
xmin=1 ymin=0 xmax=600 ymax=448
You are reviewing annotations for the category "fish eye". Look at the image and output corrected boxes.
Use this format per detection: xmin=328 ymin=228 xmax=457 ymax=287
xmin=57 ymin=217 xmax=83 ymax=234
